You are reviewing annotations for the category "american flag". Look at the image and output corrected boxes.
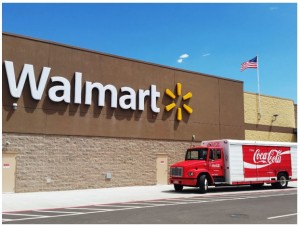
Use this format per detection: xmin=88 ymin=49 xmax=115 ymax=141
xmin=241 ymin=56 xmax=258 ymax=72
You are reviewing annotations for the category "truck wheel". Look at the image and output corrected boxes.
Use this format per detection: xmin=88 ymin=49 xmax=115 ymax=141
xmin=198 ymin=175 xmax=208 ymax=194
xmin=272 ymin=173 xmax=288 ymax=189
xmin=277 ymin=173 xmax=288 ymax=188
xmin=174 ymin=184 xmax=183 ymax=192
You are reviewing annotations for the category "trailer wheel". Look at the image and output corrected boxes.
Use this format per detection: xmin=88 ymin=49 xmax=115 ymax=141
xmin=198 ymin=175 xmax=208 ymax=194
xmin=272 ymin=173 xmax=288 ymax=189
xmin=174 ymin=184 xmax=183 ymax=192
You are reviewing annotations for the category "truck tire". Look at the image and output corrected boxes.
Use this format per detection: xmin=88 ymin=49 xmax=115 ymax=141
xmin=198 ymin=175 xmax=208 ymax=194
xmin=272 ymin=173 xmax=288 ymax=189
xmin=174 ymin=184 xmax=183 ymax=192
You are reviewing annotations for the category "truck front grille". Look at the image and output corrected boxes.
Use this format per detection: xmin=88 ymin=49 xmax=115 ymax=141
xmin=170 ymin=167 xmax=183 ymax=177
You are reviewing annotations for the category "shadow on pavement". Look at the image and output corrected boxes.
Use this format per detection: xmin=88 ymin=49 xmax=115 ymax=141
xmin=162 ymin=185 xmax=296 ymax=195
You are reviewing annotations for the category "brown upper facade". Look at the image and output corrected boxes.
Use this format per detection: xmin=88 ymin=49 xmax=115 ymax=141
xmin=2 ymin=33 xmax=245 ymax=141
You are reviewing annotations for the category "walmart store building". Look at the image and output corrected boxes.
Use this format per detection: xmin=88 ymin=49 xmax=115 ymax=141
xmin=2 ymin=33 xmax=297 ymax=193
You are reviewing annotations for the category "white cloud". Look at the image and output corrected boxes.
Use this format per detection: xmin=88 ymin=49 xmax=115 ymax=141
xmin=202 ymin=53 xmax=211 ymax=57
xmin=179 ymin=54 xmax=189 ymax=59
xmin=269 ymin=6 xmax=279 ymax=11
xmin=177 ymin=53 xmax=189 ymax=63
xmin=177 ymin=58 xmax=183 ymax=63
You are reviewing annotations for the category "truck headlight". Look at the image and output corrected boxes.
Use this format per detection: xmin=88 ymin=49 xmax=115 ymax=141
xmin=188 ymin=172 xmax=194 ymax=176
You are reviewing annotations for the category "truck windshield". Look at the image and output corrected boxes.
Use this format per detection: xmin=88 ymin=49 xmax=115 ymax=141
xmin=185 ymin=149 xmax=208 ymax=160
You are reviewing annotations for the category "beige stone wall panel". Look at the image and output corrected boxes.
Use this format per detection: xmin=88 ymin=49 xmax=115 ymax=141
xmin=3 ymin=133 xmax=190 ymax=192
xmin=244 ymin=92 xmax=296 ymax=128
xmin=245 ymin=130 xmax=297 ymax=142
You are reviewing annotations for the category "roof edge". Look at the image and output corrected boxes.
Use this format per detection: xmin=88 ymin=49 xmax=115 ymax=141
xmin=244 ymin=91 xmax=295 ymax=103
xmin=3 ymin=32 xmax=243 ymax=84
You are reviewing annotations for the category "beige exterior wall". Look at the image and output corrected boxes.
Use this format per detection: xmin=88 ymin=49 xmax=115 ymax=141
xmin=245 ymin=130 xmax=297 ymax=142
xmin=2 ymin=133 xmax=190 ymax=193
xmin=244 ymin=92 xmax=296 ymax=142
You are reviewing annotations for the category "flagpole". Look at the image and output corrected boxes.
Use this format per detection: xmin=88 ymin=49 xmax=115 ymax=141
xmin=256 ymin=55 xmax=261 ymax=120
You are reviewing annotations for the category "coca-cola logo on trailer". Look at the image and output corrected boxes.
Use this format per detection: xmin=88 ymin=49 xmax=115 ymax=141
xmin=253 ymin=149 xmax=282 ymax=164
xmin=243 ymin=145 xmax=291 ymax=170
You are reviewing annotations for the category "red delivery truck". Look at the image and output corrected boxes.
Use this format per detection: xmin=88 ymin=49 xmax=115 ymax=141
xmin=169 ymin=140 xmax=297 ymax=193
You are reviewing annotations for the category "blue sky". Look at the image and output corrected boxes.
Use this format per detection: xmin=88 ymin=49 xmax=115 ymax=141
xmin=2 ymin=3 xmax=297 ymax=103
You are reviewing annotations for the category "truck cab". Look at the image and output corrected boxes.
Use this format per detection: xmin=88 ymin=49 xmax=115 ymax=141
xmin=170 ymin=146 xmax=224 ymax=193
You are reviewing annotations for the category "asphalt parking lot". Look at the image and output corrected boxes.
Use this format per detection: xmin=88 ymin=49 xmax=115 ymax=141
xmin=3 ymin=185 xmax=297 ymax=224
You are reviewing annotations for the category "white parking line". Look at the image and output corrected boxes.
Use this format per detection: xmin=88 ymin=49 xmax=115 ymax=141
xmin=2 ymin=213 xmax=48 ymax=217
xmin=134 ymin=203 xmax=174 ymax=207
xmin=145 ymin=200 xmax=181 ymax=203
xmin=2 ymin=219 xmax=13 ymax=222
xmin=142 ymin=200 xmax=188 ymax=204
xmin=33 ymin=210 xmax=84 ymax=214
xmin=165 ymin=199 xmax=202 ymax=203
xmin=267 ymin=213 xmax=297 ymax=220
xmin=164 ymin=199 xmax=200 ymax=203
xmin=93 ymin=205 xmax=141 ymax=209
xmin=128 ymin=202 xmax=164 ymax=208
xmin=166 ymin=198 xmax=197 ymax=201
xmin=66 ymin=207 xmax=111 ymax=211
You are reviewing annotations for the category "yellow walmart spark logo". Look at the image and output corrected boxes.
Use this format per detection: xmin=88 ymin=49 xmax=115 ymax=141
xmin=165 ymin=83 xmax=193 ymax=121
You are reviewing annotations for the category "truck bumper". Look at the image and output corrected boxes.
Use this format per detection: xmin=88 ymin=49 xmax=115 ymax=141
xmin=170 ymin=178 xmax=197 ymax=187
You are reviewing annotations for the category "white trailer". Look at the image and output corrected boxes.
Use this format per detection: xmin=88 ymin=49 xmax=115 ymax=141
xmin=201 ymin=139 xmax=297 ymax=185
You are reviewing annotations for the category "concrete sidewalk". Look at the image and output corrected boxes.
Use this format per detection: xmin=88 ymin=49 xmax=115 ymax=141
xmin=2 ymin=185 xmax=188 ymax=212
xmin=2 ymin=182 xmax=297 ymax=212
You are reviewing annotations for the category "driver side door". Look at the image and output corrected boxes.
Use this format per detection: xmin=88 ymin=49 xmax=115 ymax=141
xmin=208 ymin=148 xmax=224 ymax=177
